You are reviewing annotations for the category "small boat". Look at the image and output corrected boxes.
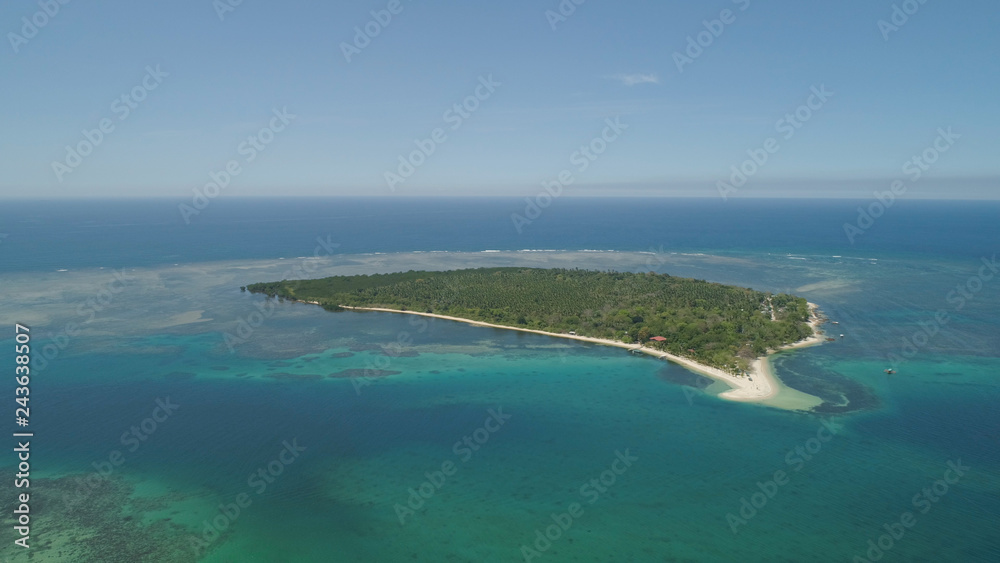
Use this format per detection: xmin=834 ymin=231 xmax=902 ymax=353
xmin=884 ymin=368 xmax=896 ymax=374
xmin=831 ymin=321 xmax=839 ymax=325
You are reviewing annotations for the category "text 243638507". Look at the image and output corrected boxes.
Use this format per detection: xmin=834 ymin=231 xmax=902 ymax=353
xmin=15 ymin=324 xmax=30 ymax=427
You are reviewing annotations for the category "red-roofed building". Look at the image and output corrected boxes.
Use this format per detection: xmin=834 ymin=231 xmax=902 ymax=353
xmin=649 ymin=336 xmax=667 ymax=342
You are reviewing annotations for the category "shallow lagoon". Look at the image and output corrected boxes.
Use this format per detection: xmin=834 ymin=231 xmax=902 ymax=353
xmin=0 ymin=250 xmax=997 ymax=562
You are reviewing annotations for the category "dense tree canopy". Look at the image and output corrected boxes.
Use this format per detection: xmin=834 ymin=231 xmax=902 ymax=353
xmin=245 ymin=268 xmax=813 ymax=372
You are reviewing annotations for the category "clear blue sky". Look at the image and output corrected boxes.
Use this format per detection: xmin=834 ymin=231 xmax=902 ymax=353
xmin=2 ymin=0 xmax=997 ymax=198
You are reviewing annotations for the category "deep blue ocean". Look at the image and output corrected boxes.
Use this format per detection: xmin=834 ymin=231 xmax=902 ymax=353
xmin=2 ymin=198 xmax=998 ymax=272
xmin=0 ymin=198 xmax=997 ymax=562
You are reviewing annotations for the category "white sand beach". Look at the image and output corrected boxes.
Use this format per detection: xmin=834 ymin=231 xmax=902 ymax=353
xmin=332 ymin=302 xmax=826 ymax=408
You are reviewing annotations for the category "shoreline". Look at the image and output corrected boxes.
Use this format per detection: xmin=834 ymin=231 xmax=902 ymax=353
xmin=314 ymin=302 xmax=826 ymax=407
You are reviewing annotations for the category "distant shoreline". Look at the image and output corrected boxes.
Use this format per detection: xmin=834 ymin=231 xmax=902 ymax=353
xmin=301 ymin=301 xmax=826 ymax=407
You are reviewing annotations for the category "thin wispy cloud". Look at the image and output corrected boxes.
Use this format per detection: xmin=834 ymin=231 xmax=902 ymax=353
xmin=608 ymin=73 xmax=660 ymax=86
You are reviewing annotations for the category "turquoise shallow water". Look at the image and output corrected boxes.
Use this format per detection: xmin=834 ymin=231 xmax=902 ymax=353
xmin=0 ymin=248 xmax=997 ymax=562
xmin=0 ymin=197 xmax=998 ymax=563
xmin=3 ymin=322 xmax=998 ymax=561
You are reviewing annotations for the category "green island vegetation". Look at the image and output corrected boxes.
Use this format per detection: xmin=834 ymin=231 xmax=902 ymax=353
xmin=244 ymin=268 xmax=814 ymax=373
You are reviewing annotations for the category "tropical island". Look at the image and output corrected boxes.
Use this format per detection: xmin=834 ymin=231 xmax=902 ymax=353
xmin=244 ymin=267 xmax=825 ymax=403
